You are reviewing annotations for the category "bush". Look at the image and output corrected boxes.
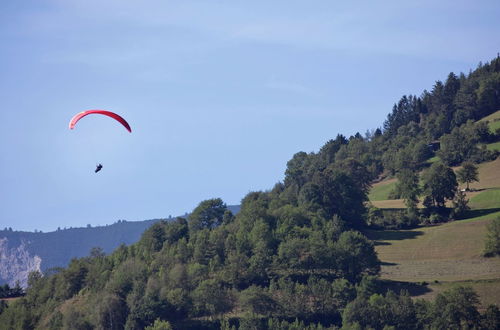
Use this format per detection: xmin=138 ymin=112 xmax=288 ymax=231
xmin=366 ymin=208 xmax=419 ymax=229
xmin=429 ymin=213 xmax=446 ymax=224
xmin=484 ymin=217 xmax=500 ymax=257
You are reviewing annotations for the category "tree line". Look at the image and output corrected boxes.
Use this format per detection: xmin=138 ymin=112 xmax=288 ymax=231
xmin=0 ymin=283 xmax=23 ymax=299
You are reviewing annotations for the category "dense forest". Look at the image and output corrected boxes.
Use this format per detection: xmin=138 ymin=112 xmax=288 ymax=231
xmin=0 ymin=206 xmax=241 ymax=288
xmin=1 ymin=57 xmax=499 ymax=329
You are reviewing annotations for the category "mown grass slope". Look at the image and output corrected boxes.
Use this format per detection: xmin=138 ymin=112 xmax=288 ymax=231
xmin=487 ymin=141 xmax=500 ymax=152
xmin=470 ymin=188 xmax=500 ymax=209
xmin=367 ymin=142 xmax=500 ymax=306
xmin=368 ymin=178 xmax=397 ymax=201
xmin=368 ymin=213 xmax=500 ymax=281
xmin=367 ymin=210 xmax=500 ymax=307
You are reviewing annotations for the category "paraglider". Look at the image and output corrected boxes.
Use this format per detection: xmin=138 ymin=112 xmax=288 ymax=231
xmin=69 ymin=110 xmax=132 ymax=132
xmin=95 ymin=164 xmax=103 ymax=173
xmin=69 ymin=110 xmax=131 ymax=172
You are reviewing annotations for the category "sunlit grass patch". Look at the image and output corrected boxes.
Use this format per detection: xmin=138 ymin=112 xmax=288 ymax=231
xmin=469 ymin=188 xmax=500 ymax=209
xmin=426 ymin=155 xmax=440 ymax=164
xmin=369 ymin=179 xmax=397 ymax=201
xmin=489 ymin=120 xmax=500 ymax=132
xmin=486 ymin=141 xmax=500 ymax=152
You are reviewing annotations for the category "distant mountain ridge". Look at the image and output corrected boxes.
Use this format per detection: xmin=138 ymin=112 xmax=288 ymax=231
xmin=0 ymin=205 xmax=240 ymax=287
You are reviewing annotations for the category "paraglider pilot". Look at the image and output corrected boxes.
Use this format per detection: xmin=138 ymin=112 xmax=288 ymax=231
xmin=95 ymin=164 xmax=103 ymax=173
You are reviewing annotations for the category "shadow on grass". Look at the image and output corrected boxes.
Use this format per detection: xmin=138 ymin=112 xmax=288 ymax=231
xmin=379 ymin=279 xmax=432 ymax=297
xmin=365 ymin=229 xmax=424 ymax=243
xmin=462 ymin=208 xmax=500 ymax=219
xmin=374 ymin=241 xmax=391 ymax=246
xmin=380 ymin=261 xmax=398 ymax=266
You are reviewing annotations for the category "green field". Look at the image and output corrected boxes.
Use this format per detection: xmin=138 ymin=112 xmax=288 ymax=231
xmin=367 ymin=149 xmax=500 ymax=307
xmin=470 ymin=188 xmax=500 ymax=209
xmin=368 ymin=212 xmax=500 ymax=306
xmin=369 ymin=179 xmax=397 ymax=201
xmin=487 ymin=141 xmax=500 ymax=152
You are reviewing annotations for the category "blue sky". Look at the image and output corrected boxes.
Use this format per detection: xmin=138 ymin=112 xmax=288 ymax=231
xmin=1 ymin=0 xmax=499 ymax=232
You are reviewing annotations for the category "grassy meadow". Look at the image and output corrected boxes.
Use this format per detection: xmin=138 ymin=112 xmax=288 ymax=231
xmin=367 ymin=150 xmax=500 ymax=307
xmin=487 ymin=141 xmax=500 ymax=152
xmin=368 ymin=178 xmax=397 ymax=201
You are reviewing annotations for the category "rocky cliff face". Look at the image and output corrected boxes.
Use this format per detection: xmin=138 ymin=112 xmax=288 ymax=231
xmin=0 ymin=238 xmax=41 ymax=288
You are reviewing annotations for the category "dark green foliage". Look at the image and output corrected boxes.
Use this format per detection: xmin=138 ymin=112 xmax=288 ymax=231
xmin=47 ymin=310 xmax=63 ymax=329
xmin=422 ymin=162 xmax=458 ymax=209
xmin=191 ymin=278 xmax=233 ymax=317
xmin=0 ymin=298 xmax=34 ymax=329
xmin=481 ymin=305 xmax=500 ymax=330
xmin=310 ymin=168 xmax=367 ymax=226
xmin=333 ymin=232 xmax=380 ymax=282
xmin=335 ymin=158 xmax=373 ymax=195
xmin=284 ymin=151 xmax=311 ymax=189
xmin=457 ymin=161 xmax=479 ymax=191
xmin=366 ymin=208 xmax=420 ymax=229
xmin=0 ymin=282 xmax=23 ymax=298
xmin=429 ymin=286 xmax=481 ymax=329
xmin=383 ymin=95 xmax=421 ymax=138
xmin=96 ymin=293 xmax=128 ymax=330
xmin=318 ymin=134 xmax=348 ymax=166
xmin=266 ymin=317 xmax=333 ymax=329
xmin=484 ymin=217 xmax=500 ymax=257
xmin=342 ymin=285 xmax=492 ymax=330
xmin=451 ymin=189 xmax=470 ymax=219
xmin=355 ymin=275 xmax=380 ymax=299
xmin=476 ymin=72 xmax=500 ymax=118
xmin=343 ymin=290 xmax=417 ymax=329
xmin=62 ymin=259 xmax=89 ymax=298
xmin=189 ymin=198 xmax=228 ymax=231
xmin=239 ymin=286 xmax=277 ymax=317
xmin=268 ymin=277 xmax=354 ymax=321
xmin=438 ymin=121 xmax=494 ymax=166
xmin=395 ymin=169 xmax=421 ymax=212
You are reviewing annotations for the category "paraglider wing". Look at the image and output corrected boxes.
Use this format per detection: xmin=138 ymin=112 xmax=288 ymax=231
xmin=69 ymin=110 xmax=132 ymax=132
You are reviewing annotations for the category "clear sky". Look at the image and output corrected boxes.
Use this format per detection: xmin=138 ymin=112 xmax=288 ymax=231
xmin=1 ymin=1 xmax=499 ymax=232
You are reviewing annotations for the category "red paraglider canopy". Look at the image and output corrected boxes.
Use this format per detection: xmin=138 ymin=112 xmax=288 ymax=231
xmin=69 ymin=110 xmax=132 ymax=132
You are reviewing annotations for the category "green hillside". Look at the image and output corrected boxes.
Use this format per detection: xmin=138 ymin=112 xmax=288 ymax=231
xmin=367 ymin=139 xmax=500 ymax=307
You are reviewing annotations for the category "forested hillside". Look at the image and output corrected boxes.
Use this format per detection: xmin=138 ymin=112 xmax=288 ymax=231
xmin=0 ymin=220 xmax=161 ymax=287
xmin=1 ymin=57 xmax=499 ymax=329
xmin=0 ymin=211 xmax=240 ymax=288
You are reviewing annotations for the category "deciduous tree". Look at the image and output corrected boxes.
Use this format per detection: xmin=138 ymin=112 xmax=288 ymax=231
xmin=422 ymin=162 xmax=458 ymax=208
xmin=456 ymin=161 xmax=479 ymax=191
